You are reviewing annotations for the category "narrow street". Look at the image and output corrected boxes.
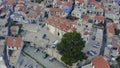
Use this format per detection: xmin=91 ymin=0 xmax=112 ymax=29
xmin=3 ymin=5 xmax=15 ymax=68
xmin=99 ymin=10 xmax=107 ymax=55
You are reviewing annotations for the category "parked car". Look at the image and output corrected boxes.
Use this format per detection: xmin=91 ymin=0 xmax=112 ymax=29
xmin=87 ymin=50 xmax=97 ymax=56
xmin=87 ymin=51 xmax=95 ymax=56
xmin=42 ymin=34 xmax=46 ymax=39
xmin=43 ymin=54 xmax=49 ymax=59
xmin=53 ymin=40 xmax=58 ymax=45
xmin=39 ymin=23 xmax=42 ymax=25
xmin=91 ymin=50 xmax=97 ymax=54
xmin=49 ymin=57 xmax=55 ymax=62
xmin=93 ymin=45 xmax=99 ymax=48
xmin=0 ymin=36 xmax=5 ymax=39
xmin=96 ymin=44 xmax=100 ymax=46
xmin=34 ymin=49 xmax=39 ymax=53
xmin=92 ymin=36 xmax=96 ymax=40
xmin=51 ymin=45 xmax=55 ymax=48
xmin=41 ymin=24 xmax=45 ymax=28
xmin=51 ymin=40 xmax=58 ymax=48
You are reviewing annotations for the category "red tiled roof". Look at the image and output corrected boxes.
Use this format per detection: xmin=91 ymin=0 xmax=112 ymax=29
xmin=62 ymin=1 xmax=73 ymax=6
xmin=95 ymin=4 xmax=104 ymax=9
xmin=46 ymin=16 xmax=76 ymax=32
xmin=94 ymin=16 xmax=104 ymax=21
xmin=35 ymin=6 xmax=42 ymax=15
xmin=105 ymin=10 xmax=115 ymax=14
xmin=7 ymin=0 xmax=16 ymax=5
xmin=50 ymin=8 xmax=63 ymax=12
xmin=57 ymin=0 xmax=73 ymax=5
xmin=77 ymin=0 xmax=84 ymax=3
xmin=108 ymin=25 xmax=115 ymax=34
xmin=15 ymin=4 xmax=27 ymax=13
xmin=83 ymin=15 xmax=89 ymax=21
xmin=6 ymin=36 xmax=22 ymax=48
xmin=56 ymin=0 xmax=62 ymax=4
xmin=92 ymin=55 xmax=110 ymax=68
xmin=27 ymin=6 xmax=42 ymax=17
xmin=107 ymin=23 xmax=116 ymax=34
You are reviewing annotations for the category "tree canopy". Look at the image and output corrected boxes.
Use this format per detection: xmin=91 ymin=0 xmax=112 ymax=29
xmin=57 ymin=31 xmax=87 ymax=66
xmin=116 ymin=56 xmax=120 ymax=65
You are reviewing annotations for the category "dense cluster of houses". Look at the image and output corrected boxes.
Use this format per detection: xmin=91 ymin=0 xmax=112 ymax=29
xmin=0 ymin=0 xmax=120 ymax=67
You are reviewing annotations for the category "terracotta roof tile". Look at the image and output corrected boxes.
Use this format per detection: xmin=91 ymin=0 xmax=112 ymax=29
xmin=92 ymin=55 xmax=110 ymax=68
xmin=77 ymin=0 xmax=84 ymax=3
xmin=7 ymin=0 xmax=16 ymax=5
xmin=27 ymin=6 xmax=42 ymax=18
xmin=6 ymin=36 xmax=22 ymax=48
xmin=62 ymin=1 xmax=73 ymax=6
xmin=15 ymin=4 xmax=27 ymax=13
xmin=108 ymin=26 xmax=115 ymax=34
xmin=83 ymin=15 xmax=89 ymax=21
xmin=95 ymin=4 xmax=104 ymax=9
xmin=107 ymin=23 xmax=116 ymax=34
xmin=50 ymin=8 xmax=63 ymax=12
xmin=105 ymin=10 xmax=115 ymax=14
xmin=94 ymin=16 xmax=104 ymax=21
xmin=56 ymin=0 xmax=62 ymax=4
xmin=56 ymin=0 xmax=73 ymax=7
xmin=46 ymin=16 xmax=76 ymax=32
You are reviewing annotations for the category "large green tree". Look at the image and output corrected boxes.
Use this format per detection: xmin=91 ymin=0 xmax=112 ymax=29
xmin=57 ymin=31 xmax=87 ymax=66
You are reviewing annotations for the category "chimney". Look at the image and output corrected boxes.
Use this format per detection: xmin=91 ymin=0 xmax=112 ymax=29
xmin=12 ymin=39 xmax=16 ymax=46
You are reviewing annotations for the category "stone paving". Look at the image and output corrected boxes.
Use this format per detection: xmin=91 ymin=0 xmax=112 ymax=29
xmin=23 ymin=46 xmax=67 ymax=68
xmin=16 ymin=54 xmax=42 ymax=68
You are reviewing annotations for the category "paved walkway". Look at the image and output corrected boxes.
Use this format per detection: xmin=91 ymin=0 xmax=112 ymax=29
xmin=16 ymin=54 xmax=43 ymax=68
xmin=23 ymin=25 xmax=61 ymax=48
xmin=83 ymin=28 xmax=101 ymax=60
xmin=23 ymin=46 xmax=67 ymax=68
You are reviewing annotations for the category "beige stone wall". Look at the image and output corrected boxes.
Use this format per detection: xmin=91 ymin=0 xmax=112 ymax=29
xmin=46 ymin=24 xmax=65 ymax=38
xmin=9 ymin=41 xmax=24 ymax=66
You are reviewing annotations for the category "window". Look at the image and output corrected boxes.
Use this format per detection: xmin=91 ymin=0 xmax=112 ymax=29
xmin=72 ymin=13 xmax=74 ymax=16
xmin=58 ymin=32 xmax=60 ymax=36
